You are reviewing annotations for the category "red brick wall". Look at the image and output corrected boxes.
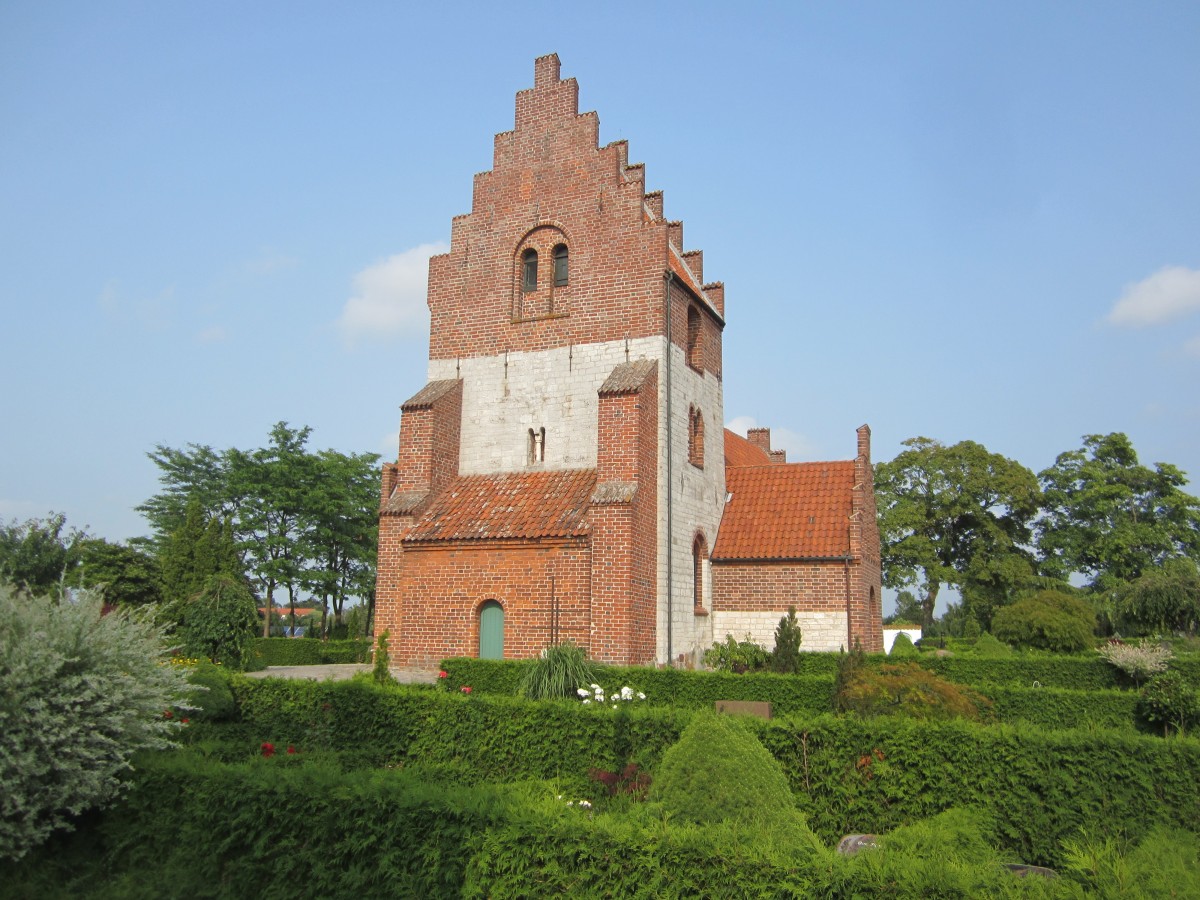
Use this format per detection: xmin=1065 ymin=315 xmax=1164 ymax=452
xmin=388 ymin=540 xmax=592 ymax=668
xmin=712 ymin=560 xmax=856 ymax=615
xmin=850 ymin=425 xmax=884 ymax=652
xmin=590 ymin=364 xmax=658 ymax=664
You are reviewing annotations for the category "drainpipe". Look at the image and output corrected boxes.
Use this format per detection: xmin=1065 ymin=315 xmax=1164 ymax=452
xmin=664 ymin=269 xmax=674 ymax=665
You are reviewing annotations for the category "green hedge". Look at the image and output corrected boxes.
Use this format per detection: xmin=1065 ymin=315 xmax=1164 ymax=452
xmin=248 ymin=637 xmax=371 ymax=667
xmin=26 ymin=752 xmax=1194 ymax=898
xmin=443 ymin=652 xmax=1200 ymax=698
xmin=224 ymin=677 xmax=1199 ymax=866
xmin=439 ymin=658 xmax=1143 ymax=731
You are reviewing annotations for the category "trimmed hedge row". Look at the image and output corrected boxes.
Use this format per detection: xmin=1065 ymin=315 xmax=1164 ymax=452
xmin=248 ymin=637 xmax=371 ymax=667
xmin=441 ymin=657 xmax=1145 ymax=732
xmin=443 ymin=652 xmax=1200 ymax=697
xmin=24 ymin=752 xmax=1184 ymax=898
xmin=226 ymin=677 xmax=1200 ymax=866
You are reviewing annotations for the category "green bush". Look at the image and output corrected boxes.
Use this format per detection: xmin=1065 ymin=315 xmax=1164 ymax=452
xmin=651 ymin=711 xmax=818 ymax=844
xmin=518 ymin=641 xmax=598 ymax=700
xmin=0 ymin=584 xmax=191 ymax=860
xmin=836 ymin=661 xmax=993 ymax=722
xmin=992 ymin=590 xmax=1096 ymax=653
xmin=769 ymin=606 xmax=803 ymax=673
xmin=184 ymin=659 xmax=236 ymax=722
xmin=1138 ymin=671 xmax=1200 ymax=736
xmin=703 ymin=633 xmax=769 ymax=673
xmin=171 ymin=573 xmax=259 ymax=668
xmin=889 ymin=632 xmax=918 ymax=657
xmin=973 ymin=632 xmax=1012 ymax=658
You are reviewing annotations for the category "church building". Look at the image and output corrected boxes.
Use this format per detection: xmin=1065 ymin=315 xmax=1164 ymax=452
xmin=375 ymin=55 xmax=882 ymax=666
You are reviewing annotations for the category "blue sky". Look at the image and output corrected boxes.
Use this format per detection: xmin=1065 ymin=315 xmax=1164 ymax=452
xmin=3 ymin=3 xmax=1199 ymax=614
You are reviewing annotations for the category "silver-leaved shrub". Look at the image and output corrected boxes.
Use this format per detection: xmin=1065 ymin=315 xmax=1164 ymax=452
xmin=0 ymin=583 xmax=191 ymax=860
xmin=1097 ymin=640 xmax=1173 ymax=686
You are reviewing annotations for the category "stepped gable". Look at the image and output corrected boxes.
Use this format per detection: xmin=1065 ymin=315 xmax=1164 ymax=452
xmin=425 ymin=53 xmax=719 ymax=361
xmin=404 ymin=469 xmax=596 ymax=543
xmin=714 ymin=461 xmax=855 ymax=561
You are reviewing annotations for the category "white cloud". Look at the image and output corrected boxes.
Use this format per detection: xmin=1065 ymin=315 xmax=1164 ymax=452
xmin=98 ymin=282 xmax=175 ymax=331
xmin=196 ymin=326 xmax=228 ymax=344
xmin=337 ymin=242 xmax=448 ymax=346
xmin=1107 ymin=266 xmax=1200 ymax=327
xmin=724 ymin=416 xmax=820 ymax=460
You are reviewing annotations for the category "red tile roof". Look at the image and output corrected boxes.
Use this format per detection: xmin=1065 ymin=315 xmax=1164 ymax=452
xmin=724 ymin=429 xmax=772 ymax=467
xmin=404 ymin=469 xmax=596 ymax=543
xmin=713 ymin=461 xmax=855 ymax=561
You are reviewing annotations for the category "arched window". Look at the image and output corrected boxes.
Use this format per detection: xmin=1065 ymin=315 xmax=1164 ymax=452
xmin=686 ymin=305 xmax=702 ymax=370
xmin=688 ymin=405 xmax=704 ymax=468
xmin=522 ymin=249 xmax=538 ymax=292
xmin=553 ymin=244 xmax=569 ymax=286
xmin=693 ymin=534 xmax=708 ymax=613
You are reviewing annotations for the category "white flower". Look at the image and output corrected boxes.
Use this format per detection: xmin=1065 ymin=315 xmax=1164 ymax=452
xmin=612 ymin=704 xmax=618 ymax=709
xmin=637 ymin=692 xmax=646 ymax=700
xmin=557 ymin=794 xmax=563 ymax=800
xmin=590 ymin=683 xmax=601 ymax=691
xmin=620 ymin=686 xmax=634 ymax=700
xmin=566 ymin=800 xmax=574 ymax=806
xmin=582 ymin=699 xmax=591 ymax=704
xmin=579 ymin=800 xmax=592 ymax=809
xmin=577 ymin=687 xmax=590 ymax=698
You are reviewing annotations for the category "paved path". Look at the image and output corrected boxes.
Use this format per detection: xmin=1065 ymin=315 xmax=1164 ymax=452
xmin=245 ymin=664 xmax=438 ymax=684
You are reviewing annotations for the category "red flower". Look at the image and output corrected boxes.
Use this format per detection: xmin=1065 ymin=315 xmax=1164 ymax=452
xmin=460 ymin=685 xmax=472 ymax=694
xmin=286 ymin=745 xmax=296 ymax=755
xmin=163 ymin=709 xmax=173 ymax=719
xmin=438 ymin=670 xmax=448 ymax=679
xmin=181 ymin=718 xmax=190 ymax=725
xmin=261 ymin=742 xmax=276 ymax=758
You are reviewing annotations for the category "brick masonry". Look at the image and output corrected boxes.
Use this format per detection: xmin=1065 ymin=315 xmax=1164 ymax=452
xmin=375 ymin=54 xmax=881 ymax=666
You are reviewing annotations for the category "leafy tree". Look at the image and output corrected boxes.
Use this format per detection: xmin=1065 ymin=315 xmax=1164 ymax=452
xmin=140 ymin=423 xmax=380 ymax=638
xmin=1112 ymin=558 xmax=1200 ymax=636
xmin=159 ymin=498 xmax=241 ymax=604
xmin=171 ymin=574 xmax=259 ymax=668
xmin=769 ymin=606 xmax=802 ymax=673
xmin=889 ymin=632 xmax=918 ymax=656
xmin=1037 ymin=433 xmax=1200 ymax=591
xmin=991 ymin=589 xmax=1095 ymax=652
xmin=298 ymin=448 xmax=380 ymax=635
xmin=875 ymin=437 xmax=1042 ymax=630
xmin=0 ymin=513 xmax=84 ymax=595
xmin=884 ymin=589 xmax=923 ymax=625
xmin=0 ymin=584 xmax=190 ymax=860
xmin=71 ymin=538 xmax=163 ymax=607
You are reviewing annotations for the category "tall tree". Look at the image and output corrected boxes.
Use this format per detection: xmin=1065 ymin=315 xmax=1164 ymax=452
xmin=140 ymin=422 xmax=380 ymax=636
xmin=875 ymin=437 xmax=1042 ymax=630
xmin=71 ymin=538 xmax=163 ymax=607
xmin=0 ymin=514 xmax=84 ymax=595
xmin=159 ymin=499 xmax=241 ymax=604
xmin=1037 ymin=433 xmax=1200 ymax=592
xmin=299 ymin=448 xmax=380 ymax=634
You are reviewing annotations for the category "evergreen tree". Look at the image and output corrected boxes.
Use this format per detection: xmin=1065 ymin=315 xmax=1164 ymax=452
xmin=769 ymin=606 xmax=803 ymax=673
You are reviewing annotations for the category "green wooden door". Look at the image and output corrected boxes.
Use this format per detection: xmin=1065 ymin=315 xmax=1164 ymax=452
xmin=479 ymin=601 xmax=504 ymax=659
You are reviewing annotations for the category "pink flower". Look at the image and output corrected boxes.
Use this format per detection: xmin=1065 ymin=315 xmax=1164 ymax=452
xmin=261 ymin=742 xmax=276 ymax=758
xmin=461 ymin=685 xmax=472 ymax=694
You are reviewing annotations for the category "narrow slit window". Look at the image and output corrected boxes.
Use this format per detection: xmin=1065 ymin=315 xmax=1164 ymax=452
xmin=522 ymin=249 xmax=538 ymax=292
xmin=553 ymin=244 xmax=568 ymax=286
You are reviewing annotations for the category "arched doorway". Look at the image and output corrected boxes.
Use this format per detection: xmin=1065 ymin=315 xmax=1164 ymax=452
xmin=479 ymin=600 xmax=505 ymax=659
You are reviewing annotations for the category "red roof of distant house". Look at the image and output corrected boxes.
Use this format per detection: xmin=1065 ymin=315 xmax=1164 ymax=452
xmin=724 ymin=429 xmax=772 ymax=467
xmin=405 ymin=469 xmax=597 ymax=543
xmin=713 ymin=461 xmax=855 ymax=561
